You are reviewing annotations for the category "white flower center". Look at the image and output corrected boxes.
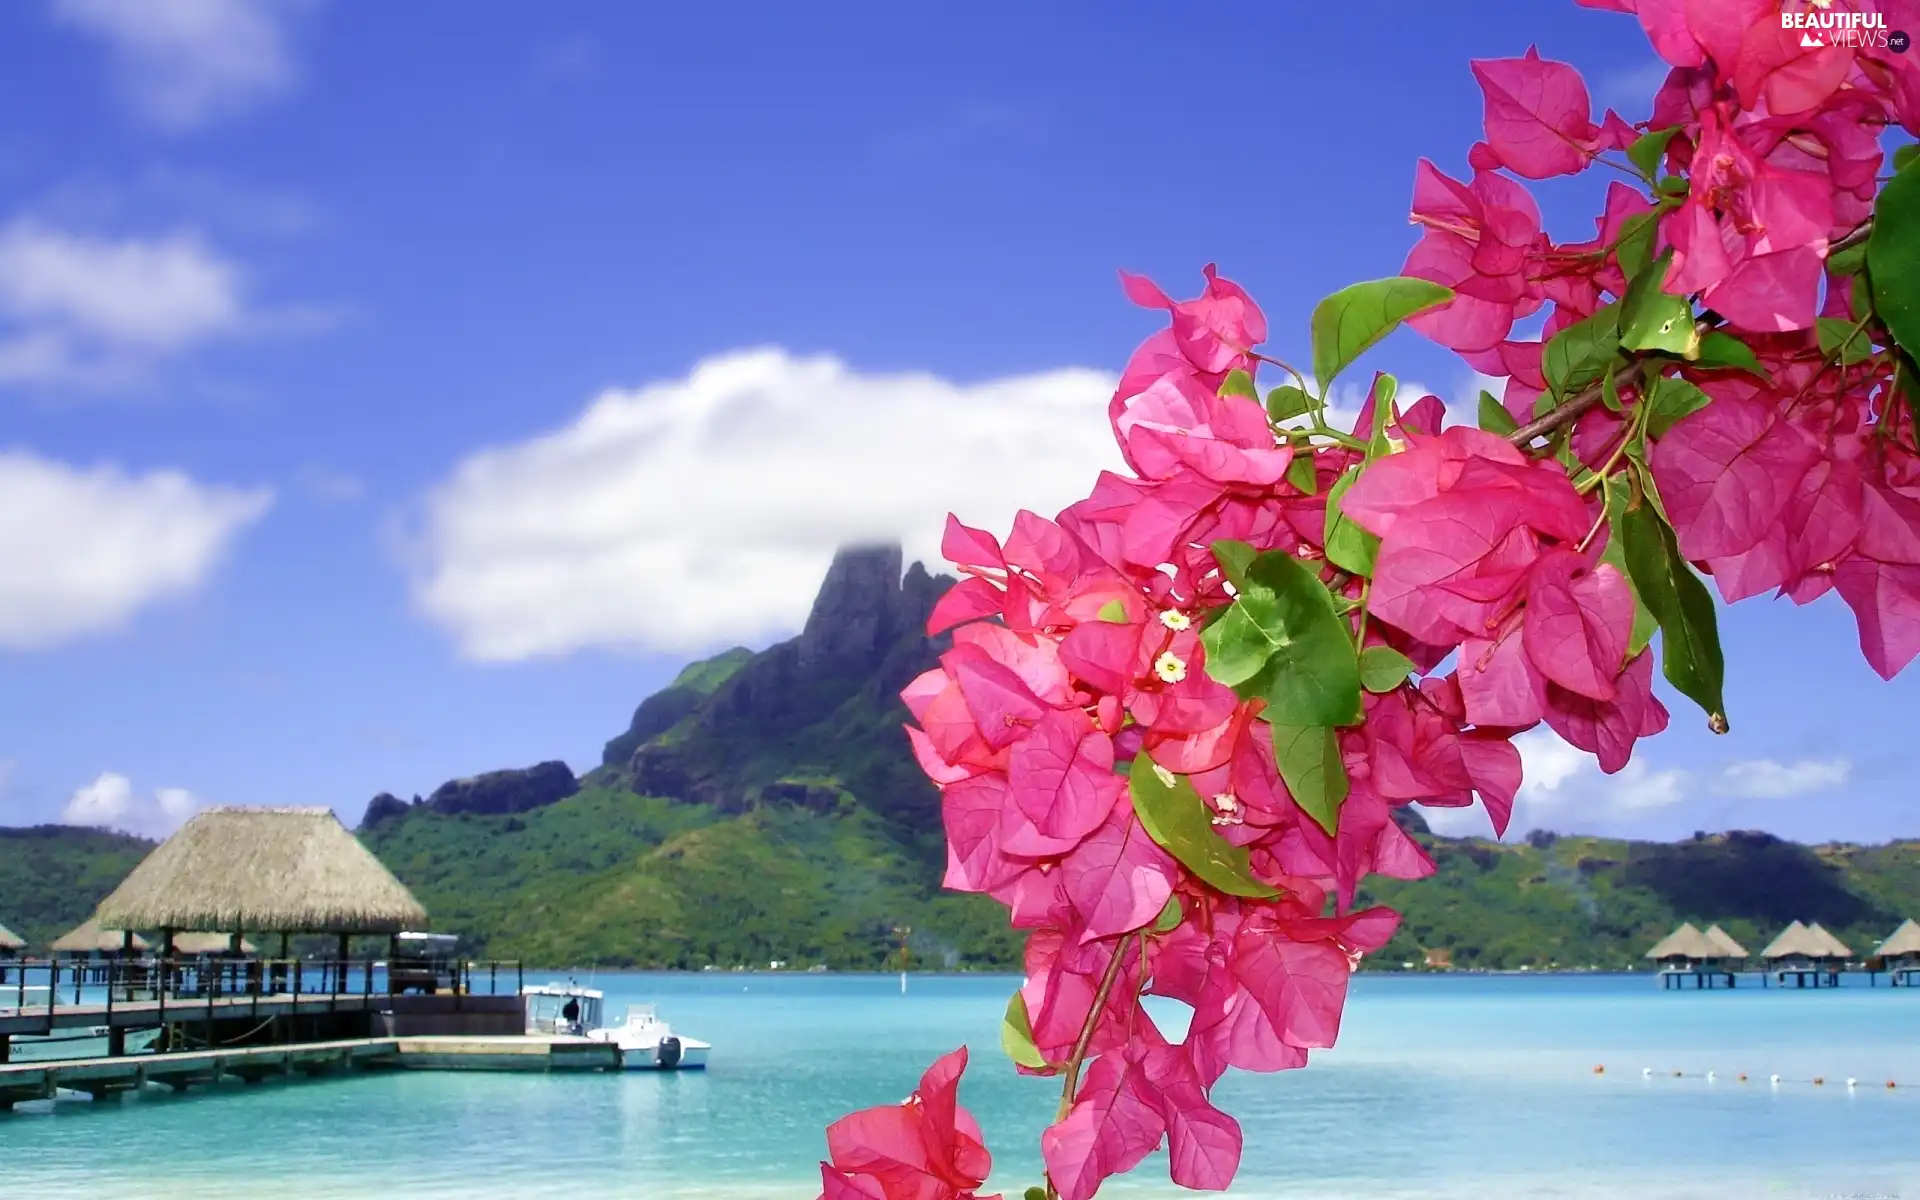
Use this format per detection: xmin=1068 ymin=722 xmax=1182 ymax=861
xmin=1153 ymin=651 xmax=1187 ymax=683
xmin=1159 ymin=609 xmax=1191 ymax=631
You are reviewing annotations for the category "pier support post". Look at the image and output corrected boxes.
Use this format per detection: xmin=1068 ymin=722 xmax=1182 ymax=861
xmin=108 ymin=1027 xmax=125 ymax=1057
xmin=0 ymin=1034 xmax=9 ymax=1064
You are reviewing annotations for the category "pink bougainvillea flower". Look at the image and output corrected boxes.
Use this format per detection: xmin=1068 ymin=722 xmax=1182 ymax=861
xmin=1119 ymin=264 xmax=1268 ymax=375
xmin=819 ymin=1047 xmax=1000 ymax=1200
xmin=1470 ymin=47 xmax=1604 ymax=179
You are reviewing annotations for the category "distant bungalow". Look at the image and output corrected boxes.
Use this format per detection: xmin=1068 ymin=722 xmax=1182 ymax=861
xmin=1645 ymin=922 xmax=1740 ymax=988
xmin=1760 ymin=920 xmax=1848 ymax=988
xmin=0 ymin=921 xmax=21 ymax=985
xmin=1873 ymin=919 xmax=1920 ymax=985
xmin=49 ymin=918 xmax=150 ymax=959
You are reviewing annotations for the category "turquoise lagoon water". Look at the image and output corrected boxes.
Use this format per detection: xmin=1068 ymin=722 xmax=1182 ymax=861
xmin=2 ymin=972 xmax=1917 ymax=1199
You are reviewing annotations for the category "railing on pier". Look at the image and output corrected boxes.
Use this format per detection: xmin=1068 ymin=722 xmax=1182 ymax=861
xmin=0 ymin=955 xmax=526 ymax=1033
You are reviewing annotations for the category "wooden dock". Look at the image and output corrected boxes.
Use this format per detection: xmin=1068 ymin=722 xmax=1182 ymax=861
xmin=0 ymin=1033 xmax=620 ymax=1111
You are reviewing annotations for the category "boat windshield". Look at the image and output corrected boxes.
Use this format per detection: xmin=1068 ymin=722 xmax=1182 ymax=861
xmin=525 ymin=989 xmax=602 ymax=1034
xmin=622 ymin=1004 xmax=659 ymax=1026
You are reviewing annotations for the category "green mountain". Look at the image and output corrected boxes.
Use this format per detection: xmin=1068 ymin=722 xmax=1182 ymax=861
xmin=6 ymin=544 xmax=1919 ymax=971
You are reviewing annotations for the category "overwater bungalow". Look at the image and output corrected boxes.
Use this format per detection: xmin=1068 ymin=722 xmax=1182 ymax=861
xmin=91 ymin=806 xmax=428 ymax=971
xmin=1702 ymin=925 xmax=1748 ymax=962
xmin=1760 ymin=920 xmax=1844 ymax=988
xmin=170 ymin=933 xmax=259 ymax=957
xmin=0 ymin=922 xmax=21 ymax=985
xmin=1645 ymin=923 xmax=1738 ymax=988
xmin=49 ymin=918 xmax=150 ymax=959
xmin=1873 ymin=919 xmax=1920 ymax=985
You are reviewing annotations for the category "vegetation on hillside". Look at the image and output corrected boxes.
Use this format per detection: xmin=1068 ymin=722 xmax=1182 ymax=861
xmin=0 ymin=825 xmax=153 ymax=948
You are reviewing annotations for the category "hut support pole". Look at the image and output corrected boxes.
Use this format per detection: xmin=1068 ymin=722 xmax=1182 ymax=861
xmin=0 ymin=1033 xmax=9 ymax=1064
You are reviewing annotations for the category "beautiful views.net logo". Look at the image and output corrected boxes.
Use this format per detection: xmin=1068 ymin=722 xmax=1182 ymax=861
xmin=1779 ymin=0 xmax=1905 ymax=50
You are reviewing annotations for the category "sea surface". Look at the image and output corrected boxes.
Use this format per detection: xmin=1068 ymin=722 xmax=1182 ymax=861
xmin=2 ymin=971 xmax=1917 ymax=1199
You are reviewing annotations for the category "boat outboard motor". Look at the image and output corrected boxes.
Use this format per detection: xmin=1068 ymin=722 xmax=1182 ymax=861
xmin=657 ymin=1036 xmax=682 ymax=1068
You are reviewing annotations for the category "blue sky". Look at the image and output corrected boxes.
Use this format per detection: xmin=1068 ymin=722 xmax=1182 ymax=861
xmin=0 ymin=0 xmax=1909 ymax=845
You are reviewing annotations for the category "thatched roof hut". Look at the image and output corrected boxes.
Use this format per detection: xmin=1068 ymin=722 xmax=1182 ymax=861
xmin=1874 ymin=918 xmax=1920 ymax=964
xmin=171 ymin=932 xmax=259 ymax=956
xmin=1760 ymin=921 xmax=1828 ymax=961
xmin=93 ymin=807 xmax=427 ymax=935
xmin=50 ymin=918 xmax=149 ymax=957
xmin=1702 ymin=925 xmax=1748 ymax=958
xmin=1645 ymin=923 xmax=1722 ymax=963
xmin=1806 ymin=923 xmax=1853 ymax=960
xmin=0 ymin=921 xmax=23 ymax=954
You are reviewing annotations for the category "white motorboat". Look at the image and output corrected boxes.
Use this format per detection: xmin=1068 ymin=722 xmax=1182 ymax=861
xmin=521 ymin=982 xmax=709 ymax=1071
xmin=587 ymin=1003 xmax=710 ymax=1071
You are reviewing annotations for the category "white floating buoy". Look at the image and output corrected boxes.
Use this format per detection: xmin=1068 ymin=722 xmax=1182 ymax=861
xmin=1707 ymin=1071 xmax=1716 ymax=1082
xmin=1770 ymin=1074 xmax=1781 ymax=1085
xmin=1642 ymin=1067 xmax=1652 ymax=1077
xmin=1847 ymin=1078 xmax=1858 ymax=1089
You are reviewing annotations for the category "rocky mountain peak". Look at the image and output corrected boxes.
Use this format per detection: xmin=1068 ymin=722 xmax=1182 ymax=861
xmin=798 ymin=543 xmax=912 ymax=676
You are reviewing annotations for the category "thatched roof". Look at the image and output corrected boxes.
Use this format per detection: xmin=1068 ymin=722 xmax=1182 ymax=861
xmin=93 ymin=807 xmax=427 ymax=935
xmin=171 ymin=932 xmax=259 ymax=956
xmin=1806 ymin=922 xmax=1852 ymax=959
xmin=0 ymin=921 xmax=23 ymax=952
xmin=1876 ymin=918 xmax=1920 ymax=959
xmin=50 ymin=918 xmax=149 ymax=955
xmin=1703 ymin=924 xmax=1748 ymax=958
xmin=1646 ymin=923 xmax=1722 ymax=960
xmin=1761 ymin=920 xmax=1832 ymax=960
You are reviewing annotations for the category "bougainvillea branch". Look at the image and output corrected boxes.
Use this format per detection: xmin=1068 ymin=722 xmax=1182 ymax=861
xmin=816 ymin=2 xmax=1920 ymax=1197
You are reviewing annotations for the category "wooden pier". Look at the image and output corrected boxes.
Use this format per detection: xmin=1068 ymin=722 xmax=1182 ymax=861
xmin=0 ymin=1034 xmax=621 ymax=1111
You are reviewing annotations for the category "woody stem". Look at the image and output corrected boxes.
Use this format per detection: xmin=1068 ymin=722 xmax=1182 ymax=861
xmin=1054 ymin=937 xmax=1130 ymax=1122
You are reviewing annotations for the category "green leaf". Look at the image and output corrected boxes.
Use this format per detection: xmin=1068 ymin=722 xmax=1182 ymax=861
xmin=1026 ymin=1189 xmax=1049 ymax=1200
xmin=1828 ymin=239 xmax=1869 ymax=278
xmin=1199 ymin=602 xmax=1279 ymax=689
xmin=1269 ymin=723 xmax=1347 ymax=836
xmin=1615 ymin=211 xmax=1656 ymax=282
xmin=1267 ymin=384 xmax=1314 ymax=422
xmin=1358 ymin=644 xmax=1416 ymax=693
xmin=1644 ymin=374 xmax=1711 ymax=438
xmin=1284 ymin=452 xmax=1319 ymax=496
xmin=1597 ymin=476 xmax=1657 ymax=658
xmin=1477 ymin=389 xmax=1518 ymax=435
xmin=1323 ymin=466 xmax=1380 ymax=577
xmin=1657 ymin=175 xmax=1689 ymax=197
xmin=1001 ymin=991 xmax=1049 ymax=1070
xmin=1619 ymin=500 xmax=1727 ymax=730
xmin=1852 ymin=273 xmax=1874 ymax=323
xmin=1095 ymin=599 xmax=1129 ymax=623
xmin=1897 ymin=144 xmax=1920 ymax=174
xmin=1309 ymin=277 xmax=1453 ymax=389
xmin=1543 ymin=305 xmax=1622 ymax=399
xmin=1129 ymin=754 xmax=1280 ymax=898
xmin=1619 ymin=252 xmax=1699 ymax=357
xmin=1153 ymin=895 xmax=1183 ymax=933
xmin=1817 ymin=317 xmax=1876 ymax=366
xmin=1691 ymin=330 xmax=1767 ymax=377
xmin=1627 ymin=127 xmax=1681 ymax=179
xmin=1218 ymin=368 xmax=1259 ymax=400
xmin=1601 ymin=368 xmax=1623 ymax=414
xmin=1204 ymin=544 xmax=1362 ymax=725
xmin=1367 ymin=372 xmax=1397 ymax=459
xmin=1210 ymin=539 xmax=1258 ymax=590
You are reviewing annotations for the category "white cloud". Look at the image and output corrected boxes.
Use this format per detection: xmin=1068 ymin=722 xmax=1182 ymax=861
xmin=61 ymin=771 xmax=205 ymax=836
xmin=0 ymin=219 xmax=258 ymax=387
xmin=1713 ymin=758 xmax=1850 ymax=800
xmin=1421 ymin=728 xmax=1689 ymax=838
xmin=408 ymin=348 xmax=1121 ymax=660
xmin=0 ymin=449 xmax=272 ymax=649
xmin=53 ymin=0 xmax=309 ymax=132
